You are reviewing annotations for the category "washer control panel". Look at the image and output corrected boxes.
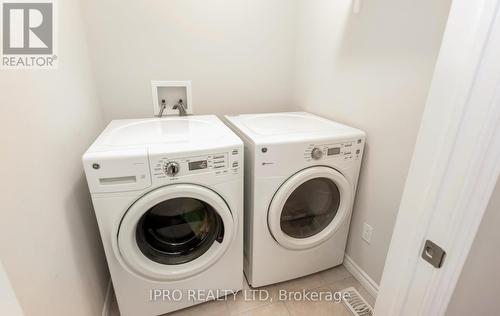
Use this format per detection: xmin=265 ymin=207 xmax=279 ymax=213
xmin=304 ymin=138 xmax=364 ymax=162
xmin=151 ymin=149 xmax=241 ymax=180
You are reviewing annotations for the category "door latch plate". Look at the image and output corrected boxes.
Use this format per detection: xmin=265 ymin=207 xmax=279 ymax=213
xmin=421 ymin=240 xmax=446 ymax=268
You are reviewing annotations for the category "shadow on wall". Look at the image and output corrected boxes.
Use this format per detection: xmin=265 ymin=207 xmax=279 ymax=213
xmin=293 ymin=0 xmax=452 ymax=283
xmin=64 ymin=173 xmax=109 ymax=313
xmin=324 ymin=0 xmax=452 ymax=121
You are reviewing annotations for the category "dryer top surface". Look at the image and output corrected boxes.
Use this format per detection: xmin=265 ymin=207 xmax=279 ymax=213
xmin=225 ymin=112 xmax=365 ymax=144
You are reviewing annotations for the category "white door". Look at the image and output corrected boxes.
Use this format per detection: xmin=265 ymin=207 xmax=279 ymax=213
xmin=117 ymin=184 xmax=236 ymax=281
xmin=267 ymin=166 xmax=353 ymax=250
xmin=375 ymin=0 xmax=500 ymax=314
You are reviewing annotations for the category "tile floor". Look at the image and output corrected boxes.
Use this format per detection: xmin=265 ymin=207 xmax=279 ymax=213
xmin=109 ymin=265 xmax=375 ymax=316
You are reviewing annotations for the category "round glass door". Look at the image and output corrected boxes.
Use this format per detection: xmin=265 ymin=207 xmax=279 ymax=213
xmin=136 ymin=197 xmax=224 ymax=265
xmin=117 ymin=184 xmax=235 ymax=281
xmin=268 ymin=166 xmax=352 ymax=250
xmin=280 ymin=178 xmax=340 ymax=238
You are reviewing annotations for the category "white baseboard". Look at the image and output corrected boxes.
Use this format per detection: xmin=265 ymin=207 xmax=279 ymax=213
xmin=343 ymin=255 xmax=379 ymax=299
xmin=102 ymin=279 xmax=112 ymax=316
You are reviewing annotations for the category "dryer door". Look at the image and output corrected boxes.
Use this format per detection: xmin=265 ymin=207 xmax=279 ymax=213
xmin=117 ymin=184 xmax=235 ymax=281
xmin=268 ymin=166 xmax=353 ymax=250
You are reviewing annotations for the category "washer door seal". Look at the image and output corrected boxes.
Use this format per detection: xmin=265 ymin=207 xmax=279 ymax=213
xmin=117 ymin=184 xmax=235 ymax=281
xmin=268 ymin=166 xmax=352 ymax=250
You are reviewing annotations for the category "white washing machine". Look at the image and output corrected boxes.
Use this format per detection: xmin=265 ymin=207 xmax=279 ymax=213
xmin=82 ymin=116 xmax=243 ymax=316
xmin=225 ymin=112 xmax=365 ymax=287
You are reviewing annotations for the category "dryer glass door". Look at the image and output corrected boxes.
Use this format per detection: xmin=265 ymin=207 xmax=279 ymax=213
xmin=118 ymin=184 xmax=235 ymax=281
xmin=280 ymin=177 xmax=340 ymax=238
xmin=268 ymin=166 xmax=353 ymax=250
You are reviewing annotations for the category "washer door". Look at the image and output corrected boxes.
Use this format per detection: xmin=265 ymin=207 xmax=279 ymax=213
xmin=117 ymin=184 xmax=235 ymax=281
xmin=268 ymin=166 xmax=352 ymax=250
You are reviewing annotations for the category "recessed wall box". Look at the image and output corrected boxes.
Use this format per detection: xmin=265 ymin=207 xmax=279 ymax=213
xmin=151 ymin=81 xmax=193 ymax=116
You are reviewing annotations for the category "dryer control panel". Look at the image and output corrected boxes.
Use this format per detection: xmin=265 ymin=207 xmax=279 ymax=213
xmin=304 ymin=138 xmax=364 ymax=162
xmin=151 ymin=148 xmax=241 ymax=180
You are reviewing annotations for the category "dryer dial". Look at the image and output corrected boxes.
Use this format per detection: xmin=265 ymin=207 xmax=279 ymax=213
xmin=311 ymin=148 xmax=323 ymax=160
xmin=164 ymin=162 xmax=180 ymax=176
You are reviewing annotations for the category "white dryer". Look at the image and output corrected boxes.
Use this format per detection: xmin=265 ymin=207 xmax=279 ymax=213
xmin=82 ymin=116 xmax=243 ymax=316
xmin=225 ymin=112 xmax=365 ymax=287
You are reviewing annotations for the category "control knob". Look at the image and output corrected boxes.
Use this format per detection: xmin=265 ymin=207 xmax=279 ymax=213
xmin=164 ymin=162 xmax=180 ymax=176
xmin=311 ymin=148 xmax=323 ymax=160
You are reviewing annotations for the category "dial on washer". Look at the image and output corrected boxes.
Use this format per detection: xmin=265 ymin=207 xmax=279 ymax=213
xmin=311 ymin=148 xmax=323 ymax=160
xmin=164 ymin=162 xmax=180 ymax=176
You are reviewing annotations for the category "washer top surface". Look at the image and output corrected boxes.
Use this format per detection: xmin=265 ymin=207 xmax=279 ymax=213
xmin=225 ymin=112 xmax=365 ymax=144
xmin=87 ymin=115 xmax=242 ymax=154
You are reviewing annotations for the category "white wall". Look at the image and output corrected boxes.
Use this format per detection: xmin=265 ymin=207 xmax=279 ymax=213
xmin=445 ymin=177 xmax=500 ymax=315
xmin=0 ymin=0 xmax=109 ymax=315
xmin=81 ymin=0 xmax=298 ymax=122
xmin=291 ymin=0 xmax=451 ymax=283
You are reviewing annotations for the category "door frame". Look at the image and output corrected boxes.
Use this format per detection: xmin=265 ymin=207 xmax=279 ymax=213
xmin=375 ymin=0 xmax=500 ymax=315
xmin=0 ymin=261 xmax=23 ymax=316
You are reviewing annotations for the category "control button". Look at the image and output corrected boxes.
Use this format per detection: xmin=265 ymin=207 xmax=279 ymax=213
xmin=214 ymin=165 xmax=225 ymax=169
xmin=261 ymin=148 xmax=268 ymax=153
xmin=311 ymin=148 xmax=323 ymax=160
xmin=164 ymin=162 xmax=180 ymax=176
xmin=214 ymin=160 xmax=225 ymax=164
xmin=92 ymin=163 xmax=100 ymax=170
xmin=232 ymin=161 xmax=239 ymax=168
xmin=213 ymin=155 xmax=224 ymax=159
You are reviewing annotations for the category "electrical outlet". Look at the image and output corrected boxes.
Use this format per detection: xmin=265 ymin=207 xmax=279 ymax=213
xmin=362 ymin=223 xmax=374 ymax=244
